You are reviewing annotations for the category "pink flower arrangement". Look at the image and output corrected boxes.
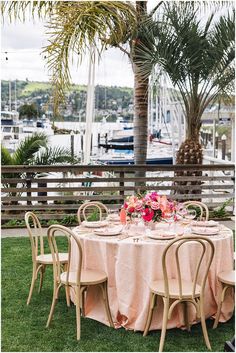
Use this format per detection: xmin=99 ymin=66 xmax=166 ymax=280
xmin=124 ymin=192 xmax=176 ymax=222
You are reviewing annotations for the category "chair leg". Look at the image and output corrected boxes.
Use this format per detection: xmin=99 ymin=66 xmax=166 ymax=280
xmin=65 ymin=285 xmax=71 ymax=307
xmin=38 ymin=265 xmax=46 ymax=293
xmin=184 ymin=301 xmax=190 ymax=332
xmin=213 ymin=283 xmax=229 ymax=329
xmin=80 ymin=287 xmax=86 ymax=317
xmin=199 ymin=297 xmax=211 ymax=350
xmin=75 ymin=286 xmax=81 ymax=340
xmin=159 ymin=297 xmax=169 ymax=352
xmin=46 ymin=283 xmax=61 ymax=328
xmin=101 ymin=281 xmax=114 ymax=328
xmin=27 ymin=265 xmax=37 ymax=305
xmin=143 ymin=292 xmax=156 ymax=336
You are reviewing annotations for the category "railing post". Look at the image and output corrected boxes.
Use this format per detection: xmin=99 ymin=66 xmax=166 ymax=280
xmin=26 ymin=172 xmax=32 ymax=205
xmin=120 ymin=171 xmax=125 ymax=202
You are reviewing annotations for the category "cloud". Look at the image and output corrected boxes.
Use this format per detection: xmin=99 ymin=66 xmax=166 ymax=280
xmin=1 ymin=20 xmax=134 ymax=87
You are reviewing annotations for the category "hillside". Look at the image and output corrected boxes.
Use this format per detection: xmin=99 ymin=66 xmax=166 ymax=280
xmin=1 ymin=80 xmax=134 ymax=121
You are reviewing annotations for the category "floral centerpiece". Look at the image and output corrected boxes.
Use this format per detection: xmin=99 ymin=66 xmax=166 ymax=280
xmin=123 ymin=192 xmax=177 ymax=222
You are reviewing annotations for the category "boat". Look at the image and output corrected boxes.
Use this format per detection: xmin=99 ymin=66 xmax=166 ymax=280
xmin=98 ymin=156 xmax=173 ymax=165
xmin=1 ymin=110 xmax=23 ymax=151
xmin=99 ymin=142 xmax=134 ymax=150
xmin=22 ymin=116 xmax=53 ymax=135
xmin=102 ymin=127 xmax=161 ymax=145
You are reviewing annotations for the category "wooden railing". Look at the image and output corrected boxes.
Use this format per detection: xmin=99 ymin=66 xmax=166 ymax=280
xmin=1 ymin=164 xmax=235 ymax=221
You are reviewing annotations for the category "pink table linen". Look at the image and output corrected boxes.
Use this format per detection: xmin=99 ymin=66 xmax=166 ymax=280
xmin=70 ymin=224 xmax=234 ymax=331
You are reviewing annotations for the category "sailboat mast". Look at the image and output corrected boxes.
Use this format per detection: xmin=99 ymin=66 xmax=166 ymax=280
xmin=14 ymin=80 xmax=17 ymax=111
xmin=9 ymin=80 xmax=11 ymax=111
xmin=84 ymin=48 xmax=96 ymax=164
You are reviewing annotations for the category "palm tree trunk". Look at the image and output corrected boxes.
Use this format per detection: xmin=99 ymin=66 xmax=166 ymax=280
xmin=133 ymin=63 xmax=149 ymax=166
xmin=132 ymin=1 xmax=149 ymax=181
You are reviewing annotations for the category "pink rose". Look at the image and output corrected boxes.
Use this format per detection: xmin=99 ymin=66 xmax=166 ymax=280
xmin=135 ymin=200 xmax=143 ymax=211
xmin=128 ymin=207 xmax=135 ymax=213
xmin=151 ymin=201 xmax=159 ymax=210
xmin=142 ymin=208 xmax=154 ymax=222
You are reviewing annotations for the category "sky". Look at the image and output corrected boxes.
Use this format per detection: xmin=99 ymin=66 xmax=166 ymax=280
xmin=1 ymin=18 xmax=134 ymax=88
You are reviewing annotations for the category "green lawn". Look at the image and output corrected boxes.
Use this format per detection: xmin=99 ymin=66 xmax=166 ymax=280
xmin=2 ymin=237 xmax=234 ymax=352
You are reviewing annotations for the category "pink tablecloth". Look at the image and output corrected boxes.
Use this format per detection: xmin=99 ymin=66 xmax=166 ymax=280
xmin=70 ymin=225 xmax=234 ymax=331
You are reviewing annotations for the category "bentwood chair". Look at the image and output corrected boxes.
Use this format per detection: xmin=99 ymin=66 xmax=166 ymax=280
xmin=213 ymin=270 xmax=235 ymax=329
xmin=77 ymin=201 xmax=109 ymax=224
xmin=25 ymin=212 xmax=68 ymax=305
xmin=46 ymin=224 xmax=114 ymax=340
xmin=143 ymin=236 xmax=215 ymax=352
xmin=183 ymin=201 xmax=209 ymax=221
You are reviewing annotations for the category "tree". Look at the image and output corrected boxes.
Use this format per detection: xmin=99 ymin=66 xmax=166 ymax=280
xmin=134 ymin=2 xmax=235 ymax=167
xmin=19 ymin=103 xmax=38 ymax=119
xmin=2 ymin=0 xmax=161 ymax=169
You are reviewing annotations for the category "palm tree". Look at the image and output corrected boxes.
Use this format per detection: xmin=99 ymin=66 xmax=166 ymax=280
xmin=2 ymin=132 xmax=77 ymax=203
xmin=1 ymin=1 xmax=161 ymax=168
xmin=134 ymin=2 xmax=235 ymax=167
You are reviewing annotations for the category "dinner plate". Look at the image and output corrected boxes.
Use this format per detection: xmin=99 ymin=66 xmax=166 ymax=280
xmin=94 ymin=227 xmax=122 ymax=236
xmin=192 ymin=220 xmax=219 ymax=227
xmin=82 ymin=220 xmax=108 ymax=228
xmin=147 ymin=234 xmax=176 ymax=240
xmin=191 ymin=226 xmax=220 ymax=236
xmin=147 ymin=230 xmax=176 ymax=240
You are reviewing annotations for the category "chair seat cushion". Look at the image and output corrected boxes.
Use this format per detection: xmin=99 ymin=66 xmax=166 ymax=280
xmin=218 ymin=270 xmax=235 ymax=286
xmin=36 ymin=252 xmax=68 ymax=264
xmin=150 ymin=279 xmax=201 ymax=299
xmin=60 ymin=269 xmax=107 ymax=286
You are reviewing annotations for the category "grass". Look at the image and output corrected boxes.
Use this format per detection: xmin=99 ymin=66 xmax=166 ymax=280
xmin=2 ymin=237 xmax=234 ymax=352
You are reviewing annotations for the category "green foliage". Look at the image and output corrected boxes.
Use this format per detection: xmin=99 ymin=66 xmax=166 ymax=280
xmin=3 ymin=219 xmax=25 ymax=227
xmin=210 ymin=199 xmax=233 ymax=219
xmin=87 ymin=209 xmax=100 ymax=222
xmin=47 ymin=219 xmax=60 ymax=226
xmin=19 ymin=103 xmax=38 ymax=119
xmin=134 ymin=3 xmax=235 ymax=139
xmin=61 ymin=215 xmax=77 ymax=225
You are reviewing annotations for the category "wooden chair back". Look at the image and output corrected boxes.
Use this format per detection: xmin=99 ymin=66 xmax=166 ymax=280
xmin=77 ymin=201 xmax=109 ymax=224
xmin=25 ymin=211 xmax=44 ymax=262
xmin=183 ymin=201 xmax=209 ymax=220
xmin=162 ymin=236 xmax=214 ymax=299
xmin=47 ymin=225 xmax=83 ymax=286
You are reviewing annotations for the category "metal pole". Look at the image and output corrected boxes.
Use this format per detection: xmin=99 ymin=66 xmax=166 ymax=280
xmin=215 ymin=132 xmax=219 ymax=158
xmin=221 ymin=134 xmax=227 ymax=160
xmin=213 ymin=118 xmax=216 ymax=157
xmin=14 ymin=80 xmax=17 ymax=111
xmin=70 ymin=131 xmax=74 ymax=159
xmin=9 ymin=80 xmax=11 ymax=111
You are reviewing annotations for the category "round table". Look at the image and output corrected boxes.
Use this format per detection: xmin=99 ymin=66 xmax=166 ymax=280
xmin=70 ymin=223 xmax=234 ymax=331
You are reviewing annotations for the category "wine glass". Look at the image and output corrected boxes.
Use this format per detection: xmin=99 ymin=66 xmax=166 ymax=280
xmin=183 ymin=209 xmax=197 ymax=234
xmin=184 ymin=209 xmax=197 ymax=221
xmin=177 ymin=205 xmax=188 ymax=220
xmin=164 ymin=210 xmax=175 ymax=229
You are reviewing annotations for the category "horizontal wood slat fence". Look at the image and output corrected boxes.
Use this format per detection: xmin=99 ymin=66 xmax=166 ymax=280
xmin=1 ymin=164 xmax=235 ymax=221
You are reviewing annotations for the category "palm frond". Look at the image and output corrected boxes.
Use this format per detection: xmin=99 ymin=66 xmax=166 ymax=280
xmin=134 ymin=1 xmax=235 ymax=139
xmin=1 ymin=145 xmax=13 ymax=165
xmin=32 ymin=145 xmax=79 ymax=165
xmin=43 ymin=1 xmax=136 ymax=114
xmin=1 ymin=1 xmax=58 ymax=22
xmin=12 ymin=132 xmax=48 ymax=165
